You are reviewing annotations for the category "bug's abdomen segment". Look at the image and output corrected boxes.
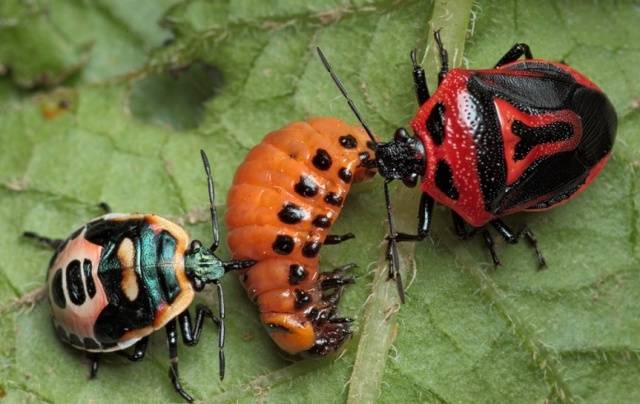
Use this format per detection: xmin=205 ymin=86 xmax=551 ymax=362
xmin=47 ymin=229 xmax=109 ymax=351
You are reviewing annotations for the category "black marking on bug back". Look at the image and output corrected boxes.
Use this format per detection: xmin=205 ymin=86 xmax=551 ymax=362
xmin=51 ymin=268 xmax=66 ymax=308
xmin=426 ymin=102 xmax=446 ymax=145
xmin=512 ymin=120 xmax=573 ymax=161
xmin=339 ymin=134 xmax=357 ymax=149
xmin=312 ymin=149 xmax=332 ymax=171
xmin=273 ymin=234 xmax=295 ymax=255
xmin=83 ymin=337 xmax=100 ymax=350
xmin=302 ymin=240 xmax=321 ymax=258
xmin=570 ymin=86 xmax=617 ymax=167
xmin=466 ymin=76 xmax=507 ymax=211
xmin=66 ymin=260 xmax=86 ymax=305
xmin=54 ymin=324 xmax=68 ymax=342
xmin=338 ymin=168 xmax=352 ymax=183
xmin=155 ymin=230 xmax=180 ymax=304
xmin=93 ymin=219 xmax=163 ymax=344
xmin=435 ymin=160 xmax=459 ymax=200
xmin=312 ymin=215 xmax=331 ymax=228
xmin=324 ymin=192 xmax=343 ymax=206
xmin=82 ymin=259 xmax=96 ymax=298
xmin=294 ymin=289 xmax=312 ymax=308
xmin=278 ymin=203 xmax=306 ymax=224
xmin=69 ymin=333 xmax=83 ymax=348
xmin=498 ymin=152 xmax=588 ymax=213
xmin=294 ymin=175 xmax=319 ymax=198
xmin=473 ymin=62 xmax=577 ymax=113
xmin=289 ymin=264 xmax=307 ymax=285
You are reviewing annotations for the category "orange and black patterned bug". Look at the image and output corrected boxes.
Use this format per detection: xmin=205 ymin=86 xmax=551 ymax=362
xmin=225 ymin=117 xmax=377 ymax=355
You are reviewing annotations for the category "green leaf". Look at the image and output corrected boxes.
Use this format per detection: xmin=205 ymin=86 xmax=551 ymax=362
xmin=1 ymin=0 xmax=639 ymax=403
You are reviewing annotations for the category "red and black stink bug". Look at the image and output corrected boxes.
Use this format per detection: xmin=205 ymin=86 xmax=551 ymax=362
xmin=318 ymin=31 xmax=617 ymax=301
xmin=23 ymin=151 xmax=255 ymax=402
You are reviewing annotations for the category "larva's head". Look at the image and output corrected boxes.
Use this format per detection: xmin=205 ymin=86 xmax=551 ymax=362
xmin=260 ymin=312 xmax=351 ymax=356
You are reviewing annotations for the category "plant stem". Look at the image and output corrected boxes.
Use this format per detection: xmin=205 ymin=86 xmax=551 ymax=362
xmin=346 ymin=1 xmax=473 ymax=403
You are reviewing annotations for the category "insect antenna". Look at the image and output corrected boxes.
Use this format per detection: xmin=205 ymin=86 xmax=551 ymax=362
xmin=316 ymin=47 xmax=405 ymax=303
xmin=200 ymin=149 xmax=220 ymax=252
xmin=316 ymin=47 xmax=377 ymax=145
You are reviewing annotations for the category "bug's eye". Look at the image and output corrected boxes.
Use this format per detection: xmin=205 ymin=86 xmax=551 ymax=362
xmin=190 ymin=240 xmax=202 ymax=252
xmin=403 ymin=173 xmax=418 ymax=188
xmin=394 ymin=127 xmax=410 ymax=143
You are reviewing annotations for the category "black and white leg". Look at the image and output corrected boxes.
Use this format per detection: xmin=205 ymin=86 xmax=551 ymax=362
xmin=482 ymin=229 xmax=501 ymax=267
xmin=22 ymin=231 xmax=63 ymax=250
xmin=324 ymin=233 xmax=355 ymax=245
xmin=87 ymin=353 xmax=99 ymax=379
xmin=320 ymin=263 xmax=357 ymax=290
xmin=118 ymin=337 xmax=148 ymax=362
xmin=177 ymin=282 xmax=226 ymax=380
xmin=433 ymin=30 xmax=449 ymax=84
xmin=166 ymin=319 xmax=193 ymax=402
xmin=494 ymin=43 xmax=533 ymax=67
xmin=411 ymin=49 xmax=429 ymax=105
xmin=490 ymin=219 xmax=546 ymax=268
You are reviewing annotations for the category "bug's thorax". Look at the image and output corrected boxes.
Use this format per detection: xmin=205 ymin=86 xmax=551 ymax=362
xmin=183 ymin=240 xmax=225 ymax=290
xmin=374 ymin=127 xmax=426 ymax=188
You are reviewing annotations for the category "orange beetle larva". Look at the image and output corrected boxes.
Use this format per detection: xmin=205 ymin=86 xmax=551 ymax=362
xmin=225 ymin=117 xmax=376 ymax=355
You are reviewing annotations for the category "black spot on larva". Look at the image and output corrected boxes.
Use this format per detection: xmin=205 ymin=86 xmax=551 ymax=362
xmin=426 ymin=102 xmax=446 ymax=145
xmin=339 ymin=134 xmax=357 ymax=149
xmin=366 ymin=141 xmax=376 ymax=151
xmin=289 ymin=264 xmax=306 ymax=285
xmin=51 ymin=269 xmax=66 ymax=308
xmin=55 ymin=325 xmax=68 ymax=342
xmin=278 ymin=203 xmax=306 ymax=224
xmin=69 ymin=333 xmax=83 ymax=347
xmin=294 ymin=175 xmax=319 ymax=197
xmin=83 ymin=259 xmax=96 ymax=298
xmin=83 ymin=338 xmax=100 ymax=350
xmin=435 ymin=160 xmax=459 ymax=200
xmin=338 ymin=168 xmax=352 ymax=183
xmin=324 ymin=192 xmax=343 ymax=206
xmin=294 ymin=289 xmax=312 ymax=308
xmin=312 ymin=149 xmax=332 ymax=171
xmin=302 ymin=240 xmax=321 ymax=258
xmin=242 ymin=273 xmax=249 ymax=283
xmin=312 ymin=215 xmax=331 ymax=228
xmin=66 ymin=259 xmax=86 ymax=305
xmin=272 ymin=235 xmax=295 ymax=255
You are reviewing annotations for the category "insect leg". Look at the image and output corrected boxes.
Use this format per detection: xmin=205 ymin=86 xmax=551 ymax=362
xmin=410 ymin=49 xmax=429 ymax=105
xmin=433 ymin=30 xmax=449 ymax=84
xmin=324 ymin=233 xmax=355 ymax=245
xmin=491 ymin=219 xmax=546 ymax=268
xmin=117 ymin=337 xmax=148 ymax=362
xmin=451 ymin=211 xmax=477 ymax=240
xmin=22 ymin=231 xmax=64 ymax=250
xmin=166 ymin=319 xmax=194 ymax=402
xmin=87 ymin=353 xmax=99 ymax=379
xmin=494 ymin=43 xmax=533 ymax=67
xmin=320 ymin=263 xmax=357 ymax=290
xmin=482 ymin=229 xmax=501 ymax=267
xmin=394 ymin=193 xmax=434 ymax=242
